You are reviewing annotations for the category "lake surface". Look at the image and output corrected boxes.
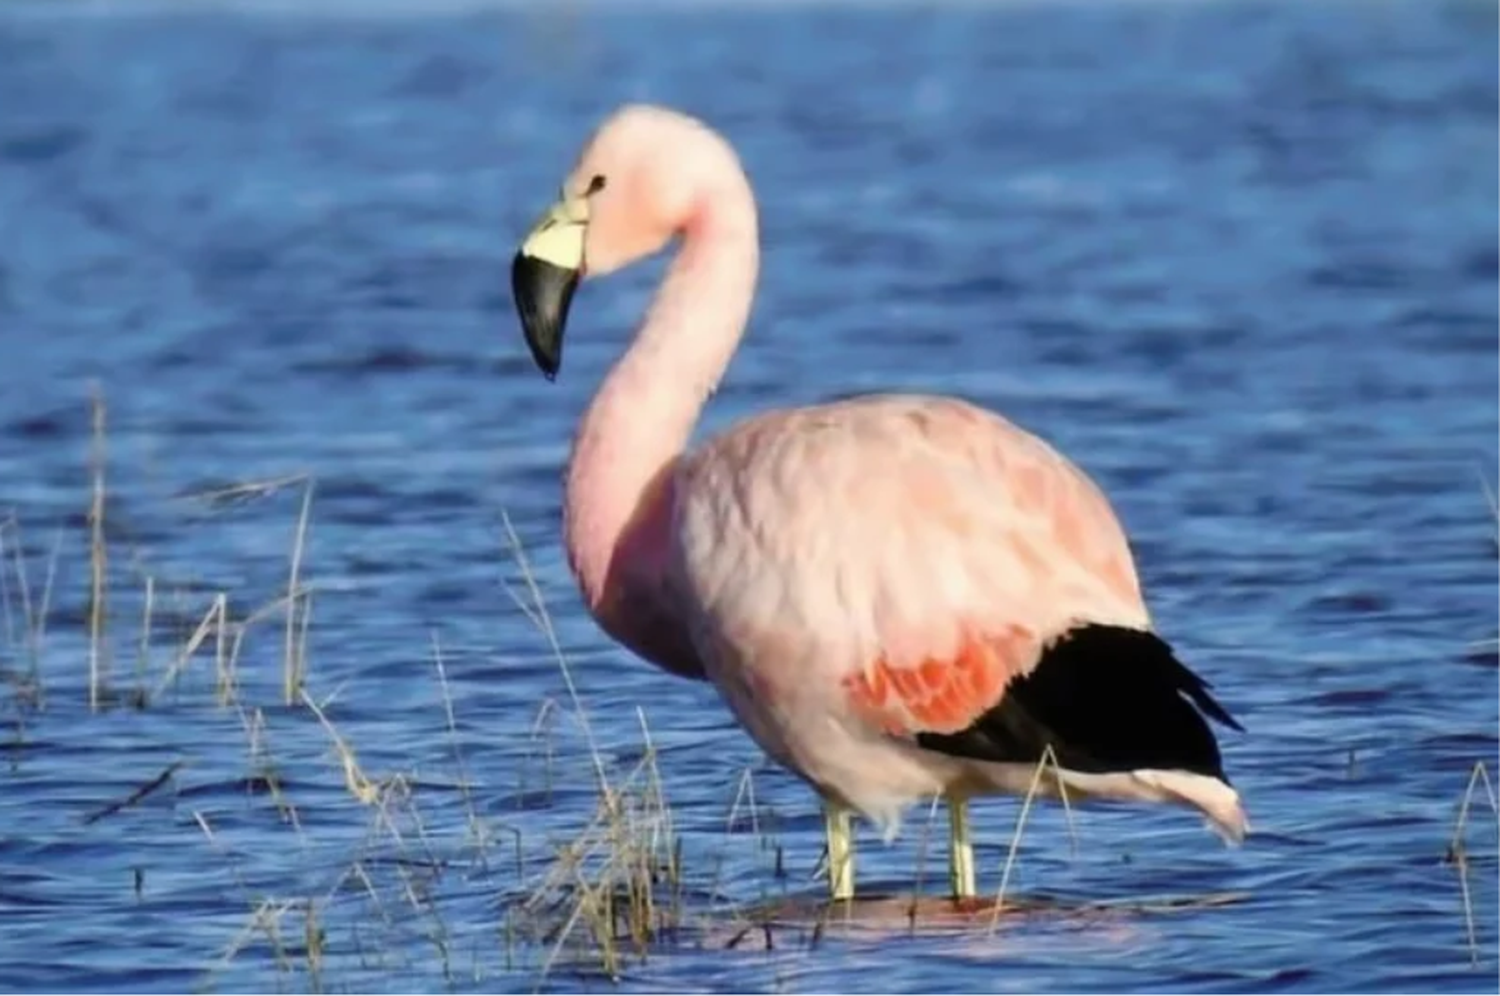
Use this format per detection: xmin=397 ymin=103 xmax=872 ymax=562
xmin=0 ymin=0 xmax=1496 ymax=992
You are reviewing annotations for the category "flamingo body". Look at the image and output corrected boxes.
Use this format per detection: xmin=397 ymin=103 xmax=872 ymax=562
xmin=669 ymin=393 xmax=1245 ymax=840
xmin=508 ymin=103 xmax=1247 ymax=900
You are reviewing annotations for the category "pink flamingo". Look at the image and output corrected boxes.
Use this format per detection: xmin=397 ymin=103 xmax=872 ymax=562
xmin=509 ymin=104 xmax=1247 ymax=902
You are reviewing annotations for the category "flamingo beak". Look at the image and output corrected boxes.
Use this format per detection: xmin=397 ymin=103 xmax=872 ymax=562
xmin=511 ymin=196 xmax=589 ymax=381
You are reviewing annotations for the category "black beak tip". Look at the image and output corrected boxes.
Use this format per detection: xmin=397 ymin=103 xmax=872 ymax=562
xmin=511 ymin=250 xmax=578 ymax=381
xmin=526 ymin=339 xmax=562 ymax=381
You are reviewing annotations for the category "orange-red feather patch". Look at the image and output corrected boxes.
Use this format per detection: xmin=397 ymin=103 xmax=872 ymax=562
xmin=843 ymin=624 xmax=1035 ymax=736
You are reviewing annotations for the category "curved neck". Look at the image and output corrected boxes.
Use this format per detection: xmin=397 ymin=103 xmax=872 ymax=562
xmin=563 ymin=176 xmax=759 ymax=608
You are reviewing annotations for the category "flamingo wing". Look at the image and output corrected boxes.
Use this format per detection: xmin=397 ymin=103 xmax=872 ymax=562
xmin=671 ymin=392 xmax=1242 ymax=782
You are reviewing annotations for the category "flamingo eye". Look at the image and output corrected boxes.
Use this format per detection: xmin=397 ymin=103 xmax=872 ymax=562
xmin=585 ymin=174 xmax=607 ymax=196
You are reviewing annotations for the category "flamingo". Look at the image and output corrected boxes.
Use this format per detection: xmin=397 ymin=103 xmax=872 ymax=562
xmin=508 ymin=103 xmax=1247 ymax=903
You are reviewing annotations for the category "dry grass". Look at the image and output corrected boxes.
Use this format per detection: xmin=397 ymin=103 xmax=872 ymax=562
xmin=496 ymin=512 xmax=690 ymax=982
xmin=1442 ymin=471 xmax=1500 ymax=966
xmin=0 ymin=389 xmax=739 ymax=990
xmin=1446 ymin=760 xmax=1499 ymax=966
xmin=87 ymin=383 xmax=109 ymax=710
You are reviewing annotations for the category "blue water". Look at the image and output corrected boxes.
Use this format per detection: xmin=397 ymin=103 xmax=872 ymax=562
xmin=0 ymin=0 xmax=1495 ymax=992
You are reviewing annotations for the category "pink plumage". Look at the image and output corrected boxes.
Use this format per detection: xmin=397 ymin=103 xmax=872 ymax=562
xmin=509 ymin=103 xmax=1247 ymax=901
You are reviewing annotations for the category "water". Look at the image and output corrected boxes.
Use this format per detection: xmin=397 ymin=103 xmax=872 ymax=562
xmin=0 ymin=0 xmax=1495 ymax=991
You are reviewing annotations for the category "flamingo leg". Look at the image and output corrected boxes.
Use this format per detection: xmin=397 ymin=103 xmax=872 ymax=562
xmin=949 ymin=795 xmax=976 ymax=900
xmin=823 ymin=803 xmax=854 ymax=901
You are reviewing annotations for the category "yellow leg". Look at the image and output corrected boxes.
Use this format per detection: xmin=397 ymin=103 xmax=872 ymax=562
xmin=949 ymin=796 xmax=975 ymax=900
xmin=824 ymin=803 xmax=854 ymax=901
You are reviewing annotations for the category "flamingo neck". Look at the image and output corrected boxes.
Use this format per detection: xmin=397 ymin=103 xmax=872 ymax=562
xmin=564 ymin=178 xmax=759 ymax=611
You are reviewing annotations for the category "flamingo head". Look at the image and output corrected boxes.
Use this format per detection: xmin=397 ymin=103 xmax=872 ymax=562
xmin=509 ymin=104 xmax=733 ymax=379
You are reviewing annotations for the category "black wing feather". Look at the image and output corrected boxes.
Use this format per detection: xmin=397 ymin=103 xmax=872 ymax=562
xmin=915 ymin=624 xmax=1243 ymax=782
